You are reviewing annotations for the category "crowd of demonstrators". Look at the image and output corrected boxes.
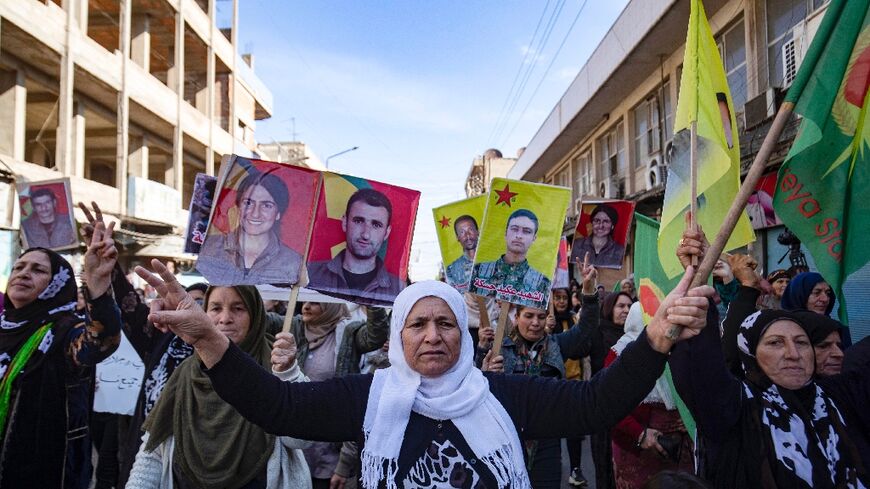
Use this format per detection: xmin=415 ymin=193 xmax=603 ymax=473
xmin=127 ymin=284 xmax=311 ymax=488
xmin=476 ymin=261 xmax=599 ymax=488
xmin=606 ymin=302 xmax=694 ymax=487
xmin=672 ymin=226 xmax=869 ymax=488
xmin=286 ymin=301 xmax=389 ymax=488
xmin=134 ymin=256 xmax=714 ymax=489
xmin=0 ymin=222 xmax=121 ymax=487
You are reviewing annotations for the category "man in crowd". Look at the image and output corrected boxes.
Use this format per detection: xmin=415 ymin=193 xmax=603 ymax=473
xmin=445 ymin=215 xmax=479 ymax=292
xmin=469 ymin=208 xmax=550 ymax=306
xmin=308 ymin=188 xmax=403 ymax=301
xmin=21 ymin=187 xmax=75 ymax=248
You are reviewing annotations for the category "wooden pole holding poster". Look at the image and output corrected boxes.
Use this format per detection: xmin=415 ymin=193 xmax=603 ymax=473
xmin=475 ymin=296 xmax=491 ymax=331
xmin=490 ymin=302 xmax=511 ymax=357
xmin=281 ymin=284 xmax=302 ymax=334
xmin=282 ymin=173 xmax=323 ymax=334
xmin=689 ymin=120 xmax=699 ymax=267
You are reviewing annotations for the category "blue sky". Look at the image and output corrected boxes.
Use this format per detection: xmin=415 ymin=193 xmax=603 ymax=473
xmin=235 ymin=0 xmax=629 ymax=281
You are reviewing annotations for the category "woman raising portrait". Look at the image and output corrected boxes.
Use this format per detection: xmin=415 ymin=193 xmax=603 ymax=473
xmin=197 ymin=170 xmax=303 ymax=286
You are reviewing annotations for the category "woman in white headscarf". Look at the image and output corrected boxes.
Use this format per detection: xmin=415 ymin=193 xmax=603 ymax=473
xmin=603 ymin=302 xmax=694 ymax=488
xmin=134 ymin=260 xmax=714 ymax=489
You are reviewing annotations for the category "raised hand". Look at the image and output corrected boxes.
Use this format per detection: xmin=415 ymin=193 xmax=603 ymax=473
xmin=646 ymin=266 xmax=716 ymax=352
xmin=77 ymin=201 xmax=103 ymax=244
xmin=477 ymin=323 xmax=495 ymax=349
xmin=482 ymin=349 xmax=504 ymax=373
xmin=271 ymin=332 xmax=298 ymax=372
xmin=676 ymin=212 xmax=709 ymax=270
xmin=579 ymin=252 xmax=598 ymax=294
xmin=82 ymin=220 xmax=117 ymax=298
xmin=728 ymin=253 xmax=760 ymax=288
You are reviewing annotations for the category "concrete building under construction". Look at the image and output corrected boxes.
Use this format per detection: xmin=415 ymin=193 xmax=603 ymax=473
xmin=0 ymin=0 xmax=273 ymax=273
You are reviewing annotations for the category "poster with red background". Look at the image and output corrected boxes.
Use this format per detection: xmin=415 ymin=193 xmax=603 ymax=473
xmin=306 ymin=172 xmax=420 ymax=306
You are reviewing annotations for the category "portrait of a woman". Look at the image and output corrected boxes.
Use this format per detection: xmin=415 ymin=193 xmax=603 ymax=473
xmin=197 ymin=170 xmax=303 ymax=286
xmin=570 ymin=203 xmax=627 ymax=269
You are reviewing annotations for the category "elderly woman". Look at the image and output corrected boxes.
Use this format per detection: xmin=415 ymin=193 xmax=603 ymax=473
xmin=135 ymin=260 xmax=713 ymax=488
xmin=570 ymin=204 xmax=626 ymax=269
xmin=762 ymin=269 xmax=789 ymax=310
xmin=476 ymin=263 xmax=598 ymax=488
xmin=127 ymin=285 xmax=311 ymax=488
xmin=605 ymin=303 xmax=693 ymax=488
xmin=197 ymin=170 xmax=302 ymax=286
xmin=670 ymin=307 xmax=869 ymax=488
xmin=0 ymin=223 xmax=121 ymax=488
xmin=288 ymin=301 xmax=388 ymax=488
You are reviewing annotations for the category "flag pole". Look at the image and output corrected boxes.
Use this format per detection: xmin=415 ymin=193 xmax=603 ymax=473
xmin=666 ymin=103 xmax=795 ymax=339
xmin=689 ymin=120 xmax=699 ymax=267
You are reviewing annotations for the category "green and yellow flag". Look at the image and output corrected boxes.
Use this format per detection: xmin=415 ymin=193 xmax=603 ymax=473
xmin=773 ymin=0 xmax=870 ymax=323
xmin=635 ymin=213 xmax=696 ymax=439
xmin=658 ymin=0 xmax=754 ymax=277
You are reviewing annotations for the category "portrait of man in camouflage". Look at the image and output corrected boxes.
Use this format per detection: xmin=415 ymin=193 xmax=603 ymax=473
xmin=468 ymin=208 xmax=550 ymax=307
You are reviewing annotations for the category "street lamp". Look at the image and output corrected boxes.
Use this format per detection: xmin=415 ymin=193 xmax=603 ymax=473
xmin=325 ymin=146 xmax=359 ymax=169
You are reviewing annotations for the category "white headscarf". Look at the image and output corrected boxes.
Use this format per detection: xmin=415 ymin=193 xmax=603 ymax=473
xmin=611 ymin=302 xmax=675 ymax=409
xmin=361 ymin=281 xmax=530 ymax=489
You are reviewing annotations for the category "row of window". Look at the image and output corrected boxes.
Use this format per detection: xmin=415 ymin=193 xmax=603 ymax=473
xmin=548 ymin=0 xmax=827 ymax=208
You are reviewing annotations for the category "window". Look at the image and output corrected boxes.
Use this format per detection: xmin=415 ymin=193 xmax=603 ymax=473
xmin=766 ymin=0 xmax=827 ymax=87
xmin=573 ymin=151 xmax=592 ymax=198
xmin=719 ymin=20 xmax=748 ymax=112
xmin=596 ymin=122 xmax=626 ymax=181
xmin=556 ymin=166 xmax=571 ymax=189
xmin=632 ymin=81 xmax=672 ymax=169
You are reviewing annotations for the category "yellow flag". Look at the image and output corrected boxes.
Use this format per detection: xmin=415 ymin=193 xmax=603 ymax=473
xmin=658 ymin=0 xmax=754 ymax=277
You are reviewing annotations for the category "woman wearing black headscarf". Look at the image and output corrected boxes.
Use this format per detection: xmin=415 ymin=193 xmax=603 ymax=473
xmin=670 ymin=307 xmax=869 ymax=488
xmin=0 ymin=222 xmax=122 ymax=488
xmin=127 ymin=285 xmax=311 ymax=488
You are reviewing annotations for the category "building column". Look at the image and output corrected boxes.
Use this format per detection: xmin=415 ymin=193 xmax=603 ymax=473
xmin=206 ymin=0 xmax=216 ymax=175
xmin=168 ymin=1 xmax=184 ymax=192
xmin=72 ymin=0 xmax=88 ymax=34
xmin=56 ymin=0 xmax=77 ymax=176
xmin=117 ymin=0 xmax=131 ymax=210
xmin=230 ymin=0 xmax=238 ymax=140
xmin=128 ymin=135 xmax=150 ymax=179
xmin=72 ymin=100 xmax=86 ymax=177
xmin=131 ymin=14 xmax=151 ymax=72
xmin=0 ymin=69 xmax=26 ymax=160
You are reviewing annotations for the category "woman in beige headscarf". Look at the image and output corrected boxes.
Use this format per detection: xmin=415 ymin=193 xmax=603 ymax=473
xmin=288 ymin=301 xmax=389 ymax=489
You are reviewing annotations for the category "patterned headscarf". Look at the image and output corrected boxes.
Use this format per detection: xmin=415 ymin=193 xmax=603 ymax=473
xmin=736 ymin=310 xmax=862 ymax=488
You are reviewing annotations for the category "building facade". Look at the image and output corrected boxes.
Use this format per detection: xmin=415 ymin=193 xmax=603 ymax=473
xmin=0 ymin=0 xmax=273 ymax=277
xmin=465 ymin=148 xmax=517 ymax=197
xmin=507 ymin=0 xmax=869 ymax=339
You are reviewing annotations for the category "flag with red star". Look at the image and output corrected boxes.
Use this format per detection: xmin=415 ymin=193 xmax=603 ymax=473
xmin=432 ymin=195 xmax=487 ymax=292
xmin=469 ymin=178 xmax=571 ymax=309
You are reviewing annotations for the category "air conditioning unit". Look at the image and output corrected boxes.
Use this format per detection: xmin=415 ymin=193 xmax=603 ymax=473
xmin=646 ymin=158 xmax=663 ymax=190
xmin=743 ymin=87 xmax=781 ymax=129
xmin=664 ymin=140 xmax=675 ymax=165
xmin=598 ymin=179 xmax=617 ymax=199
xmin=781 ymin=21 xmax=807 ymax=88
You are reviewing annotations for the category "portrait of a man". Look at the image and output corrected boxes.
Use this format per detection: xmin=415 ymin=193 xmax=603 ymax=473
xmin=469 ymin=208 xmax=551 ymax=306
xmin=308 ymin=187 xmax=403 ymax=299
xmin=444 ymin=215 xmax=478 ymax=291
xmin=18 ymin=181 xmax=77 ymax=250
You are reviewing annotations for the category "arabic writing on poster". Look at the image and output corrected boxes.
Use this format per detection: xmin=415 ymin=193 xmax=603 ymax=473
xmin=94 ymin=332 xmax=144 ymax=415
xmin=472 ymin=278 xmax=545 ymax=302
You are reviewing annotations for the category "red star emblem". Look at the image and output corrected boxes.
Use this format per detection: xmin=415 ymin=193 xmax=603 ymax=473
xmin=494 ymin=184 xmax=518 ymax=207
xmin=438 ymin=215 xmax=451 ymax=229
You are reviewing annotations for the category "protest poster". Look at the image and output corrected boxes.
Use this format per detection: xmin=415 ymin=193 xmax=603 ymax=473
xmin=747 ymin=172 xmax=783 ymax=230
xmin=93 ymin=332 xmax=144 ymax=416
xmin=552 ymin=237 xmax=570 ymax=289
xmin=306 ymin=172 xmax=420 ymax=306
xmin=16 ymin=178 xmax=78 ymax=251
xmin=184 ymin=173 xmax=218 ymax=254
xmin=196 ymin=155 xmax=320 ymax=286
xmin=432 ymin=195 xmax=487 ymax=293
xmin=570 ymin=199 xmax=636 ymax=269
xmin=468 ymin=178 xmax=571 ymax=310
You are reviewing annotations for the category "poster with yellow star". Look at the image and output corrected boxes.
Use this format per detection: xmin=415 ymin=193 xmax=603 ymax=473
xmin=469 ymin=178 xmax=571 ymax=309
xmin=432 ymin=195 xmax=487 ymax=293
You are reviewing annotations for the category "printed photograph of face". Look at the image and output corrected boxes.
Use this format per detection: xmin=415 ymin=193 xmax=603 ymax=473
xmin=196 ymin=157 xmax=320 ymax=286
xmin=307 ymin=173 xmax=420 ymax=306
xmin=433 ymin=195 xmax=487 ymax=293
xmin=184 ymin=174 xmax=217 ymax=254
xmin=570 ymin=200 xmax=635 ymax=269
xmin=17 ymin=179 xmax=78 ymax=251
xmin=469 ymin=178 xmax=570 ymax=310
